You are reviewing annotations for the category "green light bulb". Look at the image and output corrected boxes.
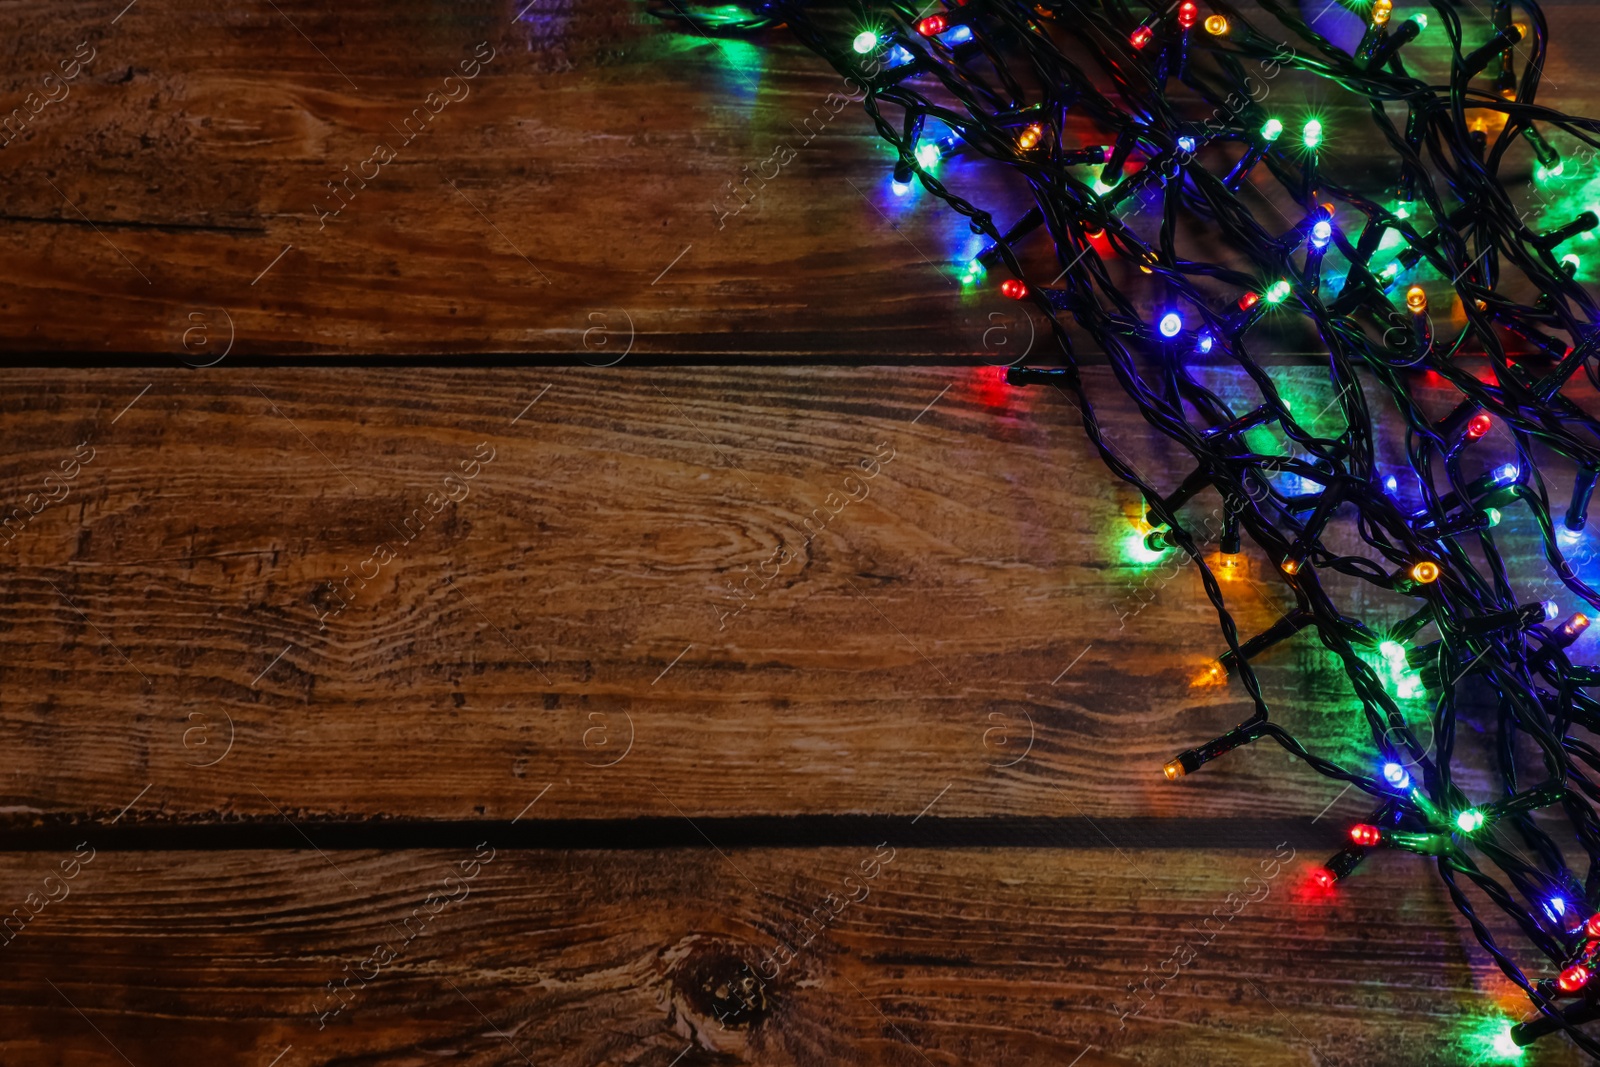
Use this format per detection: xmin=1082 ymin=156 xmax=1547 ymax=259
xmin=1485 ymin=508 xmax=1502 ymax=527
xmin=1265 ymin=279 xmax=1292 ymax=303
xmin=1261 ymin=118 xmax=1284 ymax=142
xmin=1303 ymin=119 xmax=1323 ymax=149
xmin=1381 ymin=262 xmax=1401 ymax=279
xmin=1563 ymin=253 xmax=1581 ymax=272
xmin=1413 ymin=12 xmax=1428 ymax=30
xmin=1456 ymin=808 xmax=1485 ymax=833
xmin=852 ymin=30 xmax=879 ymax=54
xmin=915 ymin=143 xmax=941 ymax=169
xmin=1491 ymin=1023 xmax=1524 ymax=1059
xmin=1379 ymin=640 xmax=1404 ymax=661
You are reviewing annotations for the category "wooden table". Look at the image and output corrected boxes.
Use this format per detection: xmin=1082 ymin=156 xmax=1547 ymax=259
xmin=0 ymin=0 xmax=1593 ymax=1063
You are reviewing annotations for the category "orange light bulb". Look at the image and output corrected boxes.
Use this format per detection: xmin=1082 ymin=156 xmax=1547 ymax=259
xmin=1410 ymin=560 xmax=1440 ymax=584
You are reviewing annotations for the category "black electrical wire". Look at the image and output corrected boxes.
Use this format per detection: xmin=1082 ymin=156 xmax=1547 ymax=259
xmin=655 ymin=0 xmax=1600 ymax=1053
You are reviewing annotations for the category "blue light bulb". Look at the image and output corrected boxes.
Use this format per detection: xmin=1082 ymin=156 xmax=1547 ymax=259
xmin=891 ymin=179 xmax=912 ymax=197
xmin=1159 ymin=311 xmax=1183 ymax=337
xmin=1560 ymin=526 xmax=1583 ymax=545
xmin=1311 ymin=220 xmax=1332 ymax=247
xmin=945 ymin=25 xmax=973 ymax=43
xmin=887 ymin=45 xmax=913 ymax=67
xmin=1382 ymin=762 xmax=1411 ymax=790
xmin=1383 ymin=474 xmax=1398 ymax=492
xmin=1197 ymin=331 xmax=1213 ymax=354
xmin=1177 ymin=135 xmax=1196 ymax=153
xmin=1546 ymin=600 xmax=1561 ymax=620
xmin=1495 ymin=462 xmax=1519 ymax=483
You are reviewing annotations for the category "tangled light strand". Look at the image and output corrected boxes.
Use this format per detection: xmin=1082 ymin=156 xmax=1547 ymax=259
xmin=656 ymin=0 xmax=1600 ymax=1053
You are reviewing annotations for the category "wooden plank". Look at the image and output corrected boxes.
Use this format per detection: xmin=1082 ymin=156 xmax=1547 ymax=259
xmin=0 ymin=0 xmax=1031 ymax=360
xmin=0 ymin=846 xmax=1579 ymax=1066
xmin=2 ymin=0 xmax=1597 ymax=360
xmin=0 ymin=364 xmax=1438 ymax=826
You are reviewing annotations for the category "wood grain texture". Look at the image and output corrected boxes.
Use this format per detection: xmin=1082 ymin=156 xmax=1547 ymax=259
xmin=0 ymin=364 xmax=1431 ymax=827
xmin=0 ymin=0 xmax=1033 ymax=359
xmin=0 ymin=0 xmax=1593 ymax=360
xmin=0 ymin=846 xmax=1579 ymax=1067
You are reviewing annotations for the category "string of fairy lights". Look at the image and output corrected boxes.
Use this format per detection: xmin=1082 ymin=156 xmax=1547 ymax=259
xmin=652 ymin=0 xmax=1600 ymax=1056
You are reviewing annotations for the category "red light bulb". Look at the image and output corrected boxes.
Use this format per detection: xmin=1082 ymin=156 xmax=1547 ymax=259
xmin=1466 ymin=413 xmax=1492 ymax=439
xmin=1177 ymin=1 xmax=1198 ymax=29
xmin=1587 ymin=914 xmax=1600 ymax=939
xmin=1350 ymin=824 xmax=1382 ymax=847
xmin=917 ymin=14 xmax=947 ymax=36
xmin=1559 ymin=964 xmax=1592 ymax=993
xmin=1311 ymin=867 xmax=1336 ymax=889
xmin=1238 ymin=292 xmax=1260 ymax=311
xmin=1130 ymin=25 xmax=1153 ymax=49
xmin=1000 ymin=279 xmax=1029 ymax=300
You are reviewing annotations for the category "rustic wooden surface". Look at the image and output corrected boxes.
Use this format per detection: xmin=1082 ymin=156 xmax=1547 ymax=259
xmin=4 ymin=0 xmax=1600 ymax=1062
xmin=0 ymin=848 xmax=1582 ymax=1067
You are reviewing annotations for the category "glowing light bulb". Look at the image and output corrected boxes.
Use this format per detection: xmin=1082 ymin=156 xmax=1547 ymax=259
xmin=1163 ymin=758 xmax=1185 ymax=780
xmin=1177 ymin=1 xmax=1198 ymax=29
xmin=962 ymin=258 xmax=985 ymax=282
xmin=1563 ymin=253 xmax=1582 ymax=272
xmin=1177 ymin=135 xmax=1197 ymax=153
xmin=1204 ymin=14 xmax=1229 ymax=35
xmin=1546 ymin=600 xmax=1562 ymax=620
xmin=1559 ymin=965 xmax=1592 ymax=993
xmin=1311 ymin=219 xmax=1332 ymax=247
xmin=1371 ymin=0 xmax=1392 ymax=26
xmin=1560 ymin=527 xmax=1583 ymax=545
xmin=1548 ymin=896 xmax=1567 ymax=918
xmin=1456 ymin=808 xmax=1485 ymax=833
xmin=1466 ymin=412 xmax=1492 ymax=438
xmin=1384 ymin=474 xmax=1398 ymax=492
xmin=1382 ymin=761 xmax=1411 ymax=789
xmin=1000 ymin=278 xmax=1028 ymax=300
xmin=1238 ymin=291 xmax=1260 ymax=311
xmin=1496 ymin=463 xmax=1519 ymax=483
xmin=1413 ymin=12 xmax=1427 ymax=29
xmin=1561 ymin=613 xmax=1591 ymax=640
xmin=915 ymin=143 xmax=941 ymax=169
xmin=1588 ymin=913 xmax=1600 ymax=939
xmin=1303 ymin=120 xmax=1323 ymax=149
xmin=1405 ymin=285 xmax=1427 ymax=312
xmin=1261 ymin=118 xmax=1284 ymax=142
xmin=1197 ymin=331 xmax=1214 ymax=354
xmin=891 ymin=179 xmax=912 ymax=197
xmin=945 ymin=25 xmax=972 ymax=43
xmin=1409 ymin=560 xmax=1440 ymax=584
xmin=1311 ymin=867 xmax=1336 ymax=889
xmin=1485 ymin=508 xmax=1502 ymax=527
xmin=887 ymin=45 xmax=913 ymax=67
xmin=852 ymin=30 xmax=879 ymax=53
xmin=1130 ymin=25 xmax=1153 ymax=49
xmin=1491 ymin=1025 xmax=1523 ymax=1059
xmin=1017 ymin=123 xmax=1042 ymax=151
xmin=916 ymin=14 xmax=947 ymax=36
xmin=1380 ymin=261 xmax=1401 ymax=280
xmin=1350 ymin=824 xmax=1383 ymax=847
xmin=1280 ymin=557 xmax=1301 ymax=576
xmin=1159 ymin=311 xmax=1183 ymax=337
xmin=1379 ymin=641 xmax=1405 ymax=661
xmin=1265 ymin=279 xmax=1292 ymax=304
